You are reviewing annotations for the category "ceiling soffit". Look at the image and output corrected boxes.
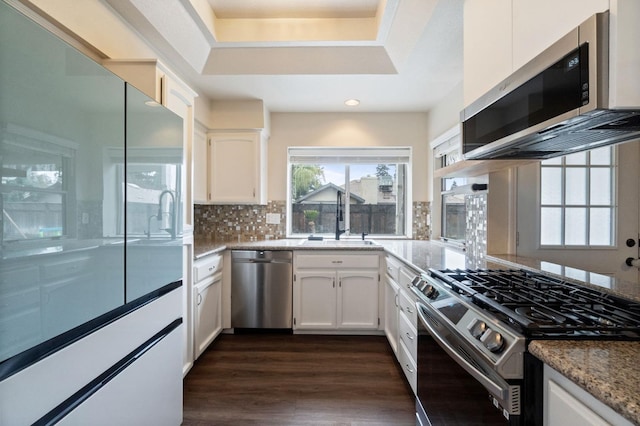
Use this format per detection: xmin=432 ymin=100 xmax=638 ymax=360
xmin=111 ymin=0 xmax=436 ymax=76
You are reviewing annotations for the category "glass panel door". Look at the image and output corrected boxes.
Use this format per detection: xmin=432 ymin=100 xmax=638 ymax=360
xmin=124 ymin=84 xmax=183 ymax=302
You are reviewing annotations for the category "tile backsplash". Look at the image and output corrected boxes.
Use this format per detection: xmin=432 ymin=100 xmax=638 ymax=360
xmin=194 ymin=201 xmax=287 ymax=242
xmin=412 ymin=201 xmax=431 ymax=240
xmin=465 ymin=193 xmax=487 ymax=268
xmin=194 ymin=201 xmax=431 ymax=241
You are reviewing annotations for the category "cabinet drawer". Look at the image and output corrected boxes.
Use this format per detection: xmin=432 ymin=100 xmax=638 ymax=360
xmin=398 ymin=340 xmax=417 ymax=394
xmin=399 ymin=289 xmax=417 ymax=328
xmin=398 ymin=311 xmax=417 ymax=360
xmin=295 ymin=253 xmax=379 ymax=269
xmin=194 ymin=254 xmax=222 ymax=282
xmin=399 ymin=267 xmax=417 ymax=292
xmin=384 ymin=256 xmax=401 ymax=282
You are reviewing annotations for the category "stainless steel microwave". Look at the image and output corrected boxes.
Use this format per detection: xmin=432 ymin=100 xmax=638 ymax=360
xmin=461 ymin=9 xmax=640 ymax=160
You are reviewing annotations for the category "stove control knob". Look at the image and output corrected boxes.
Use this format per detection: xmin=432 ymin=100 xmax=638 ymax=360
xmin=423 ymin=284 xmax=438 ymax=299
xmin=467 ymin=319 xmax=487 ymax=339
xmin=480 ymin=329 xmax=505 ymax=353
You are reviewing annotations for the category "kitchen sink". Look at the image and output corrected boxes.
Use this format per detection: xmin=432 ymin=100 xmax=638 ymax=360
xmin=299 ymin=239 xmax=379 ymax=247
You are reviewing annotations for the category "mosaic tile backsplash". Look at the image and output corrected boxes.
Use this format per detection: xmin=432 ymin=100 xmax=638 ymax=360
xmin=194 ymin=201 xmax=288 ymax=242
xmin=465 ymin=193 xmax=487 ymax=268
xmin=194 ymin=201 xmax=431 ymax=241
xmin=412 ymin=201 xmax=431 ymax=240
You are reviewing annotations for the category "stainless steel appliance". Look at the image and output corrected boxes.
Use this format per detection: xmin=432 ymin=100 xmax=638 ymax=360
xmin=462 ymin=10 xmax=640 ymax=160
xmin=412 ymin=269 xmax=640 ymax=425
xmin=231 ymin=250 xmax=293 ymax=329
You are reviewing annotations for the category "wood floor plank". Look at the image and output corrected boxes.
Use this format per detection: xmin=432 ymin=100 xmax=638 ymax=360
xmin=182 ymin=334 xmax=415 ymax=425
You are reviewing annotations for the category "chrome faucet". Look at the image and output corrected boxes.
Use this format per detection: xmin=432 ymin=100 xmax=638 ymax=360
xmin=335 ymin=190 xmax=346 ymax=240
xmin=157 ymin=190 xmax=176 ymax=240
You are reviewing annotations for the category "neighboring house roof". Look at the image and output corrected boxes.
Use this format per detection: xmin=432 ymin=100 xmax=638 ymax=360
xmin=295 ymin=182 xmax=365 ymax=204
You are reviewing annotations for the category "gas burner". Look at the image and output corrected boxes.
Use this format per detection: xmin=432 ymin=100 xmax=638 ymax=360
xmin=430 ymin=268 xmax=640 ymax=339
xmin=515 ymin=306 xmax=567 ymax=325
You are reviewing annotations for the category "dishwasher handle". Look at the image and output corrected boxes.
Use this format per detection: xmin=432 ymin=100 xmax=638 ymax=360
xmin=244 ymin=258 xmax=292 ymax=264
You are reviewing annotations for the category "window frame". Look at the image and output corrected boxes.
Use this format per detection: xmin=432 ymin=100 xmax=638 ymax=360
xmin=538 ymin=146 xmax=617 ymax=248
xmin=286 ymin=147 xmax=412 ymax=239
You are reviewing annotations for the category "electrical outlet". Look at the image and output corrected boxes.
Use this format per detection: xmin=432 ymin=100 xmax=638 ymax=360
xmin=266 ymin=213 xmax=280 ymax=224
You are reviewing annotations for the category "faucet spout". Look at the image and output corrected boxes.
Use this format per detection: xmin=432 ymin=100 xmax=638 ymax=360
xmin=335 ymin=190 xmax=345 ymax=240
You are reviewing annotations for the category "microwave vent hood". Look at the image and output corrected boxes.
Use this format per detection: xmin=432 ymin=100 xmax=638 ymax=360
xmin=468 ymin=110 xmax=640 ymax=160
xmin=462 ymin=8 xmax=640 ymax=160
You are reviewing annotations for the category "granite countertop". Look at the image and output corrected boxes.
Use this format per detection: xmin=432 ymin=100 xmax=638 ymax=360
xmin=193 ymin=238 xmax=386 ymax=259
xmin=529 ymin=340 xmax=640 ymax=425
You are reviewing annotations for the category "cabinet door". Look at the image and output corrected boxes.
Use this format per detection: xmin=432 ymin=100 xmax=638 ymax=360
xmin=337 ymin=270 xmax=379 ymax=329
xmin=463 ymin=0 xmax=512 ymax=106
xmin=193 ymin=124 xmax=209 ymax=203
xmin=384 ymin=277 xmax=400 ymax=355
xmin=294 ymin=271 xmax=336 ymax=329
xmin=209 ymin=132 xmax=263 ymax=204
xmin=194 ymin=273 xmax=222 ymax=359
xmin=547 ymin=380 xmax=609 ymax=426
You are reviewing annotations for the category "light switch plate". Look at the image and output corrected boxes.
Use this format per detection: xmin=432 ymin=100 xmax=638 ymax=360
xmin=266 ymin=213 xmax=280 ymax=224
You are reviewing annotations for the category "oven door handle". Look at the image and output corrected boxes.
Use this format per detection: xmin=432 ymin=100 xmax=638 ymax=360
xmin=416 ymin=301 xmax=508 ymax=401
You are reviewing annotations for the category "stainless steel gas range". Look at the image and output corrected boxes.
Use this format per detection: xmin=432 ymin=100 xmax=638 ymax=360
xmin=411 ymin=268 xmax=640 ymax=426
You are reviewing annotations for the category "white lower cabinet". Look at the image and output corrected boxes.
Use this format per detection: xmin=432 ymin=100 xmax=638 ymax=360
xmin=193 ymin=254 xmax=223 ymax=359
xmin=398 ymin=339 xmax=417 ymax=393
xmin=293 ymin=252 xmax=380 ymax=332
xmin=544 ymin=364 xmax=633 ymax=426
xmin=384 ymin=275 xmax=400 ymax=354
xmin=384 ymin=254 xmax=419 ymax=393
xmin=294 ymin=271 xmax=337 ymax=329
xmin=194 ymin=272 xmax=222 ymax=358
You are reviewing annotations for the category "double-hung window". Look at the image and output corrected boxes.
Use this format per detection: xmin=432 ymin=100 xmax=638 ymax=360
xmin=287 ymin=147 xmax=411 ymax=238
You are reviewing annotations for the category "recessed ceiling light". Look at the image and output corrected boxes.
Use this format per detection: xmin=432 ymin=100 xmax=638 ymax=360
xmin=344 ymin=99 xmax=360 ymax=107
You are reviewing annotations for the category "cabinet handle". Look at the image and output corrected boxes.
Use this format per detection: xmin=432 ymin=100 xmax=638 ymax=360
xmin=208 ymin=266 xmax=214 ymax=272
xmin=405 ymin=363 xmax=415 ymax=374
xmin=333 ymin=279 xmax=335 ymax=288
xmin=331 ymin=260 xmax=343 ymax=264
xmin=405 ymin=307 xmax=414 ymax=314
xmin=395 ymin=294 xmax=399 ymax=307
xmin=197 ymin=293 xmax=202 ymax=305
xmin=339 ymin=279 xmax=341 ymax=287
xmin=405 ymin=332 xmax=414 ymax=341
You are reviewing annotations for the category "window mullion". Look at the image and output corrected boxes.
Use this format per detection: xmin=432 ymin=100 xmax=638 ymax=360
xmin=344 ymin=164 xmax=351 ymax=235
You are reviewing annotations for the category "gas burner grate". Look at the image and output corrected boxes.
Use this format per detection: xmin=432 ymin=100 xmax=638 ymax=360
xmin=430 ymin=268 xmax=640 ymax=339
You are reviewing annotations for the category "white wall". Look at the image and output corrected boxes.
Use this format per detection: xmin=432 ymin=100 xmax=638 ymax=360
xmin=268 ymin=112 xmax=431 ymax=202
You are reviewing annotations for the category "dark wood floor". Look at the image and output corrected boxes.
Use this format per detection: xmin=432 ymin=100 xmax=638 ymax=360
xmin=182 ymin=333 xmax=415 ymax=425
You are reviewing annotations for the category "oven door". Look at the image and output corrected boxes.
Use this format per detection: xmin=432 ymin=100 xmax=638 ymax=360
xmin=416 ymin=300 xmax=522 ymax=426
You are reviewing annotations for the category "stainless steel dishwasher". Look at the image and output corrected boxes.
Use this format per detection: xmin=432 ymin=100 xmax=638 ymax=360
xmin=231 ymin=250 xmax=293 ymax=329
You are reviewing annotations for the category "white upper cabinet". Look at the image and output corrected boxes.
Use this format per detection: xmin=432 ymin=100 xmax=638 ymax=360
xmin=464 ymin=0 xmax=610 ymax=106
xmin=207 ymin=131 xmax=267 ymax=205
xmin=193 ymin=123 xmax=208 ymax=204
xmin=512 ymin=0 xmax=609 ymax=70
xmin=463 ymin=0 xmax=512 ymax=106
